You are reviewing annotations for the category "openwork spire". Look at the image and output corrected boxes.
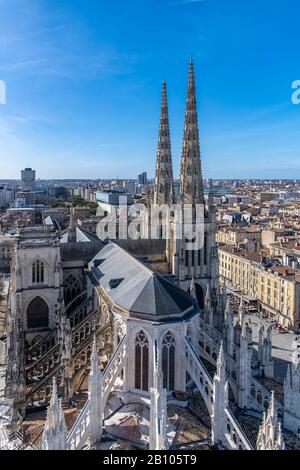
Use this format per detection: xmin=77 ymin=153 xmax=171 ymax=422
xmin=42 ymin=378 xmax=67 ymax=450
xmin=257 ymin=391 xmax=285 ymax=450
xmin=153 ymin=81 xmax=174 ymax=206
xmin=180 ymin=60 xmax=204 ymax=206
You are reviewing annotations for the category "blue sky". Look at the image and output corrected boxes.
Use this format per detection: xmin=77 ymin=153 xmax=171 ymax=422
xmin=0 ymin=0 xmax=300 ymax=179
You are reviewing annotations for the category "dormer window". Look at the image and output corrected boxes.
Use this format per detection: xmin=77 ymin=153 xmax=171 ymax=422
xmin=109 ymin=278 xmax=124 ymax=289
xmin=93 ymin=259 xmax=104 ymax=268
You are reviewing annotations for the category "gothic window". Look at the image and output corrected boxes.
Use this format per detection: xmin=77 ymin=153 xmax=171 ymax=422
xmin=162 ymin=331 xmax=176 ymax=391
xmin=27 ymin=296 xmax=49 ymax=329
xmin=135 ymin=330 xmax=149 ymax=391
xmin=64 ymin=274 xmax=82 ymax=306
xmin=32 ymin=260 xmax=44 ymax=284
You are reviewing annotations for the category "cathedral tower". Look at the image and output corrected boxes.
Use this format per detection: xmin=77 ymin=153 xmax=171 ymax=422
xmin=167 ymin=61 xmax=220 ymax=324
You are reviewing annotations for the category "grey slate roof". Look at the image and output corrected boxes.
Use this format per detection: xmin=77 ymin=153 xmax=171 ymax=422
xmin=88 ymin=242 xmax=197 ymax=322
xmin=60 ymin=226 xmax=97 ymax=243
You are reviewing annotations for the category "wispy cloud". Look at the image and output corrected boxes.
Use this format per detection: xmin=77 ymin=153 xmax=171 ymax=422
xmin=159 ymin=0 xmax=205 ymax=7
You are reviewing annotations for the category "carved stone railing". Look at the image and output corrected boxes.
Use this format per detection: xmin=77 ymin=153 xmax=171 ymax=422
xmin=224 ymin=408 xmax=253 ymax=450
xmin=185 ymin=339 xmax=214 ymax=414
xmin=72 ymin=309 xmax=102 ymax=351
xmin=26 ymin=332 xmax=56 ymax=364
xmin=65 ymin=336 xmax=127 ymax=450
xmin=69 ymin=296 xmax=93 ymax=329
xmin=198 ymin=320 xmax=279 ymax=417
xmin=66 ymin=400 xmax=91 ymax=450
xmin=26 ymin=346 xmax=60 ymax=383
xmin=198 ymin=326 xmax=239 ymax=398
xmin=73 ymin=323 xmax=112 ymax=372
xmin=26 ymin=366 xmax=64 ymax=406
xmin=102 ymin=335 xmax=126 ymax=404
xmin=26 ymin=296 xmax=93 ymax=365
xmin=26 ymin=308 xmax=104 ymax=385
xmin=185 ymin=338 xmax=252 ymax=450
xmin=0 ymin=428 xmax=38 ymax=450
xmin=199 ymin=318 xmax=223 ymax=343
xmin=26 ymin=320 xmax=112 ymax=404
xmin=249 ymin=376 xmax=282 ymax=415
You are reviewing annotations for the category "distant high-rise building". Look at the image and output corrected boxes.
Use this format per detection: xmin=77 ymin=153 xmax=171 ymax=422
xmin=137 ymin=172 xmax=147 ymax=185
xmin=21 ymin=168 xmax=36 ymax=191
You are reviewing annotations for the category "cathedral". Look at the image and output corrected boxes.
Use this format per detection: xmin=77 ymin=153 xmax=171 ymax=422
xmin=0 ymin=61 xmax=296 ymax=451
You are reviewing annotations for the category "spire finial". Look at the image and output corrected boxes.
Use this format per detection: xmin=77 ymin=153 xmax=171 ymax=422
xmin=189 ymin=275 xmax=197 ymax=300
xmin=238 ymin=295 xmax=245 ymax=326
xmin=217 ymin=341 xmax=226 ymax=380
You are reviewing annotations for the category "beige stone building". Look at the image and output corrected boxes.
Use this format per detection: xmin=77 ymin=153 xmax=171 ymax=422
xmin=216 ymin=225 xmax=261 ymax=247
xmin=219 ymin=244 xmax=300 ymax=330
xmin=261 ymin=228 xmax=296 ymax=248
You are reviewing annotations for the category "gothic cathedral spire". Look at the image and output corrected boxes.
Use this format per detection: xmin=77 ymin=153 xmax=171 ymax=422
xmin=153 ymin=81 xmax=174 ymax=206
xmin=180 ymin=59 xmax=204 ymax=206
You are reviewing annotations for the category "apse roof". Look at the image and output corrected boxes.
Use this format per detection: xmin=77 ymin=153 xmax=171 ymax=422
xmin=88 ymin=242 xmax=197 ymax=322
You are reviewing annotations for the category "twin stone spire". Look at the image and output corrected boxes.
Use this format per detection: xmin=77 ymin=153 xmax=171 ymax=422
xmin=153 ymin=60 xmax=204 ymax=207
xmin=153 ymin=81 xmax=174 ymax=206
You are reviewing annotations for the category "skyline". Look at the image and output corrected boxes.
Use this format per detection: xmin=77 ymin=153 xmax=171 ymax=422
xmin=1 ymin=0 xmax=300 ymax=179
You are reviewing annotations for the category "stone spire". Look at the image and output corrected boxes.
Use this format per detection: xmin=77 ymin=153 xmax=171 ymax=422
xmin=292 ymin=336 xmax=300 ymax=366
xmin=258 ymin=323 xmax=265 ymax=363
xmin=275 ymin=422 xmax=285 ymax=450
xmin=208 ymin=179 xmax=214 ymax=212
xmin=42 ymin=378 xmax=67 ymax=450
xmin=224 ymin=297 xmax=234 ymax=357
xmin=68 ymin=208 xmax=76 ymax=242
xmin=180 ymin=59 xmax=204 ymax=206
xmin=5 ymin=294 xmax=26 ymax=422
xmin=149 ymin=341 xmax=169 ymax=450
xmin=88 ymin=336 xmax=103 ymax=446
xmin=237 ymin=322 xmax=250 ymax=409
xmin=238 ymin=296 xmax=245 ymax=326
xmin=211 ymin=342 xmax=228 ymax=447
xmin=189 ymin=276 xmax=197 ymax=301
xmin=221 ymin=284 xmax=227 ymax=311
xmin=153 ymin=81 xmax=174 ymax=206
xmin=205 ymin=283 xmax=211 ymax=310
xmin=224 ymin=296 xmax=232 ymax=323
xmin=257 ymin=391 xmax=285 ymax=450
xmin=283 ymin=353 xmax=300 ymax=435
xmin=216 ymin=341 xmax=226 ymax=382
xmin=204 ymin=283 xmax=213 ymax=327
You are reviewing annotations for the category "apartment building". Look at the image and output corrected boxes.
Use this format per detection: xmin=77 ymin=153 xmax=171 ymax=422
xmin=217 ymin=225 xmax=261 ymax=247
xmin=219 ymin=244 xmax=300 ymax=331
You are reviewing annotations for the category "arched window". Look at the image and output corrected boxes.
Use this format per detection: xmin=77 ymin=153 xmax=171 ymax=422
xmin=162 ymin=331 xmax=175 ymax=391
xmin=27 ymin=296 xmax=49 ymax=329
xmin=64 ymin=274 xmax=82 ymax=306
xmin=135 ymin=331 xmax=149 ymax=391
xmin=32 ymin=260 xmax=44 ymax=284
